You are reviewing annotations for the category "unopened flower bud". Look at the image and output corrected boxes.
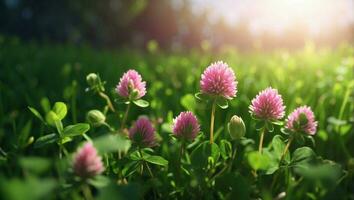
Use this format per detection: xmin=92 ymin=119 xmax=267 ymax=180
xmin=86 ymin=73 xmax=99 ymax=87
xmin=228 ymin=115 xmax=246 ymax=140
xmin=87 ymin=110 xmax=106 ymax=127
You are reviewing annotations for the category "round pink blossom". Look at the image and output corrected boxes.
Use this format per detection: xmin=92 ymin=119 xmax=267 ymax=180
xmin=73 ymin=142 xmax=104 ymax=179
xmin=200 ymin=61 xmax=237 ymax=99
xmin=116 ymin=70 xmax=146 ymax=100
xmin=129 ymin=117 xmax=155 ymax=147
xmin=286 ymin=106 xmax=318 ymax=135
xmin=172 ymin=111 xmax=200 ymax=141
xmin=249 ymin=87 xmax=285 ymax=121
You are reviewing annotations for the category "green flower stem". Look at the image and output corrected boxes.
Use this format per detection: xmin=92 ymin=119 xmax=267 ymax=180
xmin=145 ymin=161 xmax=154 ymax=178
xmin=271 ymin=171 xmax=279 ymax=190
xmin=139 ymin=161 xmax=144 ymax=175
xmin=211 ymin=142 xmax=238 ymax=181
xmin=103 ymin=105 xmax=109 ymax=115
xmin=228 ymin=142 xmax=238 ymax=172
xmin=271 ymin=136 xmax=294 ymax=191
xmin=210 ymin=99 xmax=216 ymax=144
xmin=279 ymin=136 xmax=293 ymax=163
xmin=258 ymin=127 xmax=266 ymax=154
xmin=81 ymin=183 xmax=94 ymax=200
xmin=103 ymin=122 xmax=115 ymax=132
xmin=83 ymin=133 xmax=92 ymax=141
xmin=336 ymin=83 xmax=353 ymax=158
xmin=59 ymin=146 xmax=62 ymax=159
xmin=210 ymin=162 xmax=228 ymax=181
xmin=98 ymin=91 xmax=115 ymax=113
xmin=58 ymin=144 xmax=69 ymax=159
xmin=118 ymin=102 xmax=131 ymax=159
xmin=138 ymin=147 xmax=154 ymax=178
xmin=62 ymin=145 xmax=69 ymax=156
xmin=178 ymin=142 xmax=185 ymax=171
xmin=121 ymin=102 xmax=131 ymax=130
xmin=0 ymin=147 xmax=6 ymax=157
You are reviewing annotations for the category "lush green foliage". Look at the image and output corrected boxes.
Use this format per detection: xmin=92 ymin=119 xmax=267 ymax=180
xmin=0 ymin=37 xmax=353 ymax=199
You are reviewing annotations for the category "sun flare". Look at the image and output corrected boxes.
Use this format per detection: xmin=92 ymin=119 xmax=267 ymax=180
xmin=192 ymin=0 xmax=354 ymax=35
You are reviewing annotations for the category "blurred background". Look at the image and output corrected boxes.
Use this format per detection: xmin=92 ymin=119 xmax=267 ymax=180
xmin=1 ymin=0 xmax=353 ymax=50
xmin=0 ymin=1 xmax=353 ymax=199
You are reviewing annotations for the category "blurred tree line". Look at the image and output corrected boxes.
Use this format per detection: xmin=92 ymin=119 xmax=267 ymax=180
xmin=0 ymin=0 xmax=353 ymax=50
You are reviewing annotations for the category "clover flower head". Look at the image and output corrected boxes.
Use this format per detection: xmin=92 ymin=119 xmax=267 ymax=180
xmin=200 ymin=61 xmax=237 ymax=99
xmin=172 ymin=111 xmax=200 ymax=141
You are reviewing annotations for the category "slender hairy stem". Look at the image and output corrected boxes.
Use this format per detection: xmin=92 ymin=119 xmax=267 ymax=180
xmin=103 ymin=122 xmax=115 ymax=132
xmin=138 ymin=148 xmax=156 ymax=199
xmin=178 ymin=142 xmax=185 ymax=170
xmin=279 ymin=137 xmax=293 ymax=163
xmin=139 ymin=162 xmax=144 ymax=175
xmin=0 ymin=147 xmax=7 ymax=157
xmin=271 ymin=136 xmax=294 ymax=191
xmin=336 ymin=84 xmax=354 ymax=158
xmin=62 ymin=145 xmax=69 ymax=156
xmin=59 ymin=144 xmax=69 ymax=159
xmin=59 ymin=145 xmax=62 ymax=159
xmin=103 ymin=105 xmax=109 ymax=115
xmin=121 ymin=102 xmax=131 ymax=130
xmin=82 ymin=183 xmax=94 ymax=200
xmin=228 ymin=144 xmax=238 ymax=172
xmin=258 ymin=127 xmax=266 ymax=154
xmin=211 ymin=163 xmax=228 ymax=181
xmin=118 ymin=151 xmax=122 ymax=159
xmin=210 ymin=100 xmax=216 ymax=144
xmin=98 ymin=91 xmax=115 ymax=112
xmin=138 ymin=147 xmax=144 ymax=175
xmin=145 ymin=161 xmax=154 ymax=178
xmin=138 ymin=147 xmax=154 ymax=178
xmin=271 ymin=171 xmax=280 ymax=191
xmin=211 ymin=143 xmax=238 ymax=181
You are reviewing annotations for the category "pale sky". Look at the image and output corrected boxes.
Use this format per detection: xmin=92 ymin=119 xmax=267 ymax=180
xmin=190 ymin=0 xmax=354 ymax=35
